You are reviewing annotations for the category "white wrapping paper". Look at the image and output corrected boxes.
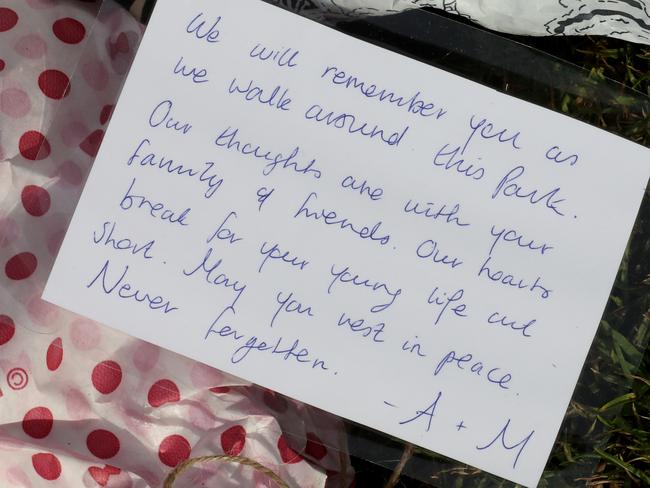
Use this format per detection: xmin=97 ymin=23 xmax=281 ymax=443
xmin=279 ymin=0 xmax=650 ymax=45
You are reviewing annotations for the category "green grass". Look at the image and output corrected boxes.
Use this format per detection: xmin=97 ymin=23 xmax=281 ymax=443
xmin=338 ymin=22 xmax=650 ymax=488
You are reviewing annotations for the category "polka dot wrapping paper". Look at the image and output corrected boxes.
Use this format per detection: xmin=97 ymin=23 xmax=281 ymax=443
xmin=0 ymin=1 xmax=354 ymax=486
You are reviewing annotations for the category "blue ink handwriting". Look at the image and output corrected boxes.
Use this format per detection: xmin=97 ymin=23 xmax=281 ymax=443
xmin=416 ymin=239 xmax=464 ymax=269
xmin=259 ymin=241 xmax=309 ymax=273
xmin=427 ymin=286 xmax=468 ymax=326
xmin=478 ymin=256 xmax=552 ymax=299
xmin=341 ymin=175 xmax=383 ymax=201
xmin=250 ymin=43 xmax=299 ymax=68
xmin=215 ymin=126 xmax=322 ymax=179
xmin=127 ymin=138 xmax=223 ymax=199
xmin=433 ymin=144 xmax=485 ymax=181
xmin=92 ymin=221 xmax=155 ymax=259
xmin=186 ymin=12 xmax=221 ymax=43
xmin=183 ymin=247 xmax=246 ymax=308
xmin=173 ymin=56 xmax=209 ymax=84
xmin=228 ymin=77 xmax=292 ymax=111
xmin=398 ymin=392 xmax=443 ymax=432
xmin=489 ymin=225 xmax=554 ymax=257
xmin=149 ymin=99 xmax=192 ymax=134
xmin=487 ymin=312 xmax=536 ymax=338
xmin=328 ymin=263 xmax=401 ymax=312
xmin=120 ymin=177 xmax=191 ymax=226
xmin=337 ymin=312 xmax=386 ymax=342
xmin=207 ymin=211 xmax=243 ymax=246
xmin=401 ymin=336 xmax=427 ymax=357
xmin=404 ymin=199 xmax=470 ymax=228
xmin=492 ymin=166 xmax=566 ymax=217
xmin=270 ymin=290 xmax=314 ymax=328
xmin=305 ymin=103 xmax=409 ymax=147
xmin=321 ymin=65 xmax=446 ymax=119
xmin=434 ymin=350 xmax=512 ymax=389
xmin=294 ymin=192 xmax=391 ymax=246
xmin=476 ymin=419 xmax=534 ymax=469
xmin=462 ymin=115 xmax=522 ymax=154
xmin=545 ymin=145 xmax=578 ymax=166
xmin=256 ymin=186 xmax=275 ymax=211
xmin=87 ymin=259 xmax=178 ymax=313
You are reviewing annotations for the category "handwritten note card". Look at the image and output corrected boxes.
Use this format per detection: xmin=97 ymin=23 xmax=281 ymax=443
xmin=44 ymin=0 xmax=650 ymax=485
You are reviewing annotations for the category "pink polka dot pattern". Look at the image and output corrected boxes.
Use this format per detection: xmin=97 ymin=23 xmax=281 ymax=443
xmin=278 ymin=434 xmax=304 ymax=464
xmin=46 ymin=228 xmax=65 ymax=255
xmin=91 ymin=360 xmax=122 ymax=394
xmin=0 ymin=314 xmax=16 ymax=345
xmin=70 ymin=319 xmax=101 ymax=350
xmin=82 ymin=60 xmax=109 ymax=91
xmin=64 ymin=388 xmax=91 ymax=420
xmin=87 ymin=429 xmax=120 ymax=459
xmin=27 ymin=295 xmax=60 ymax=327
xmin=22 ymin=407 xmax=54 ymax=439
xmin=0 ymin=216 xmax=19 ymax=248
xmin=79 ymin=129 xmax=104 ymax=157
xmin=14 ymin=34 xmax=47 ymax=59
xmin=38 ymin=69 xmax=71 ymax=99
xmin=46 ymin=337 xmax=63 ymax=371
xmin=58 ymin=160 xmax=83 ymax=185
xmin=132 ymin=341 xmax=160 ymax=372
xmin=52 ymin=18 xmax=86 ymax=44
xmin=60 ymin=121 xmax=89 ymax=147
xmin=221 ymin=425 xmax=246 ymax=456
xmin=31 ymin=453 xmax=61 ymax=480
xmin=158 ymin=435 xmax=191 ymax=468
xmin=19 ymin=130 xmax=50 ymax=160
xmin=0 ymin=8 xmax=19 ymax=32
xmin=190 ymin=362 xmax=223 ymax=389
xmin=147 ymin=379 xmax=181 ymax=408
xmin=0 ymin=2 xmax=348 ymax=486
xmin=0 ymin=88 xmax=31 ymax=118
xmin=21 ymin=185 xmax=51 ymax=217
xmin=5 ymin=252 xmax=37 ymax=280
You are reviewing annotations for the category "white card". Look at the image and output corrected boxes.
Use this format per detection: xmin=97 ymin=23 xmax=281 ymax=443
xmin=43 ymin=0 xmax=650 ymax=485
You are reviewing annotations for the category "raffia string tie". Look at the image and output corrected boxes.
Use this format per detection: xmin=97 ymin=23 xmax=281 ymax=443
xmin=163 ymin=455 xmax=290 ymax=488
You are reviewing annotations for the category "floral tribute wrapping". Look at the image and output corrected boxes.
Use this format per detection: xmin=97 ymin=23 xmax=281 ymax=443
xmin=0 ymin=1 xmax=354 ymax=486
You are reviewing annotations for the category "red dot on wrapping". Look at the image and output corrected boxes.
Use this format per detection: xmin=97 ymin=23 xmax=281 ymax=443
xmin=21 ymin=185 xmax=51 ymax=217
xmin=0 ymin=8 xmax=18 ymax=32
xmin=88 ymin=465 xmax=121 ymax=486
xmin=38 ymin=69 xmax=70 ymax=99
xmin=0 ymin=59 xmax=5 ymax=71
xmin=158 ymin=435 xmax=191 ymax=468
xmin=147 ymin=379 xmax=180 ymax=408
xmin=87 ymin=429 xmax=120 ymax=459
xmin=52 ymin=18 xmax=85 ymax=44
xmin=46 ymin=337 xmax=63 ymax=371
xmin=79 ymin=129 xmax=104 ymax=157
xmin=31 ymin=453 xmax=61 ymax=480
xmin=209 ymin=386 xmax=230 ymax=394
xmin=22 ymin=407 xmax=54 ymax=439
xmin=91 ymin=360 xmax=122 ymax=394
xmin=19 ymin=130 xmax=51 ymax=161
xmin=263 ymin=390 xmax=288 ymax=413
xmin=5 ymin=252 xmax=37 ymax=280
xmin=100 ymin=105 xmax=114 ymax=125
xmin=305 ymin=432 xmax=328 ymax=460
xmin=0 ymin=314 xmax=16 ymax=345
xmin=220 ymin=425 xmax=246 ymax=456
xmin=277 ymin=434 xmax=304 ymax=464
